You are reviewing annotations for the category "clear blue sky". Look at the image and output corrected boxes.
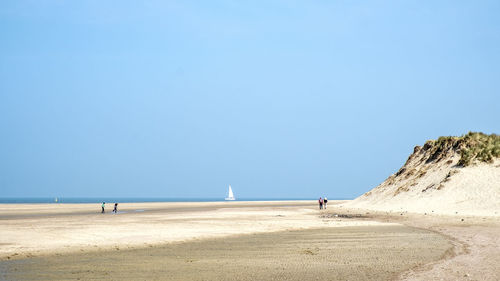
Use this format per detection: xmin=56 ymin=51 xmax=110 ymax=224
xmin=1 ymin=1 xmax=499 ymax=199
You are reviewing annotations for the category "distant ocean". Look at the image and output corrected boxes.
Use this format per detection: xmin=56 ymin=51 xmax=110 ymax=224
xmin=0 ymin=197 xmax=342 ymax=204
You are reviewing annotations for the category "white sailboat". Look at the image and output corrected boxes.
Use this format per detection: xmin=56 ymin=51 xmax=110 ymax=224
xmin=225 ymin=184 xmax=235 ymax=201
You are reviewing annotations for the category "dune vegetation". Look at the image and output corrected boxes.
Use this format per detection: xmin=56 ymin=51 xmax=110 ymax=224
xmin=457 ymin=132 xmax=500 ymax=166
xmin=421 ymin=132 xmax=500 ymax=166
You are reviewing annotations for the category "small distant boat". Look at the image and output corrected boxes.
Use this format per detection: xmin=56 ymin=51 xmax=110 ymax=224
xmin=225 ymin=185 xmax=235 ymax=201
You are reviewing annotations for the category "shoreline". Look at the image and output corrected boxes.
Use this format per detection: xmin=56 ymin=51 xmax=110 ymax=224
xmin=0 ymin=200 xmax=320 ymax=218
xmin=0 ymin=198 xmax=333 ymax=204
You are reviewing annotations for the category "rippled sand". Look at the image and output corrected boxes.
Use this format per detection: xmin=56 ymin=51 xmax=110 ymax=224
xmin=1 ymin=225 xmax=452 ymax=281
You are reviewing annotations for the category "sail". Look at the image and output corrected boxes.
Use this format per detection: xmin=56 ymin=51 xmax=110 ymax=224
xmin=225 ymin=184 xmax=235 ymax=200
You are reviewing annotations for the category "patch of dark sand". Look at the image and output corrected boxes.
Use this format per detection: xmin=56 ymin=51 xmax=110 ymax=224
xmin=0 ymin=201 xmax=314 ymax=220
xmin=0 ymin=225 xmax=453 ymax=281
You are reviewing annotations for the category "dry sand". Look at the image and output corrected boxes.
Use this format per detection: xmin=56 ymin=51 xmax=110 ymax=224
xmin=349 ymin=156 xmax=500 ymax=217
xmin=0 ymin=201 xmax=498 ymax=280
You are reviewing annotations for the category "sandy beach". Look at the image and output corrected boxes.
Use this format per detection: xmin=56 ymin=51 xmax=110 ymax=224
xmin=0 ymin=200 xmax=499 ymax=280
xmin=3 ymin=0 xmax=499 ymax=279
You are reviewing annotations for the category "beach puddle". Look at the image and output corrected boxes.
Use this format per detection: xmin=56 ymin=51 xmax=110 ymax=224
xmin=0 ymin=225 xmax=453 ymax=281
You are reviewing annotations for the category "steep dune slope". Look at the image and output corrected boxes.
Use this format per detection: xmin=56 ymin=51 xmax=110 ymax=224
xmin=348 ymin=132 xmax=500 ymax=216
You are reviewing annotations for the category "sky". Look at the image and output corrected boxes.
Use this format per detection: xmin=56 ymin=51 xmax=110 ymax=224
xmin=1 ymin=1 xmax=499 ymax=199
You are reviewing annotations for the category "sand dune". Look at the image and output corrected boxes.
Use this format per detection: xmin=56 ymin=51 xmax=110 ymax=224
xmin=348 ymin=134 xmax=500 ymax=216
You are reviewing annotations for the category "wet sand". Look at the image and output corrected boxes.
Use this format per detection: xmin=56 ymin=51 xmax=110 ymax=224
xmin=0 ymin=201 xmax=316 ymax=220
xmin=1 ymin=225 xmax=451 ymax=281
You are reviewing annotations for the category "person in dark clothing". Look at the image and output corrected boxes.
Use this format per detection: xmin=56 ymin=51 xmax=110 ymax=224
xmin=101 ymin=202 xmax=105 ymax=213
xmin=113 ymin=203 xmax=118 ymax=213
xmin=318 ymin=197 xmax=323 ymax=210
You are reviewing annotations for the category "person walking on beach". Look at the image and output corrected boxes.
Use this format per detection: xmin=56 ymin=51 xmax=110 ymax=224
xmin=318 ymin=197 xmax=323 ymax=210
xmin=113 ymin=203 xmax=118 ymax=213
xmin=101 ymin=202 xmax=105 ymax=213
xmin=324 ymin=197 xmax=328 ymax=209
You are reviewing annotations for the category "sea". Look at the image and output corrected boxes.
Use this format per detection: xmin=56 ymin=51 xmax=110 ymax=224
xmin=0 ymin=197 xmax=338 ymax=204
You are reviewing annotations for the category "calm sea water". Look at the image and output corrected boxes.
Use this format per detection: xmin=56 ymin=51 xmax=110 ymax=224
xmin=0 ymin=197 xmax=334 ymax=204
